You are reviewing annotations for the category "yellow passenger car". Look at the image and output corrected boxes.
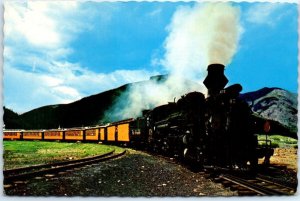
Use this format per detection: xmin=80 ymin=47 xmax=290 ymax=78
xmin=85 ymin=127 xmax=99 ymax=141
xmin=22 ymin=130 xmax=43 ymax=140
xmin=3 ymin=130 xmax=22 ymax=140
xmin=44 ymin=130 xmax=64 ymax=140
xmin=65 ymin=129 xmax=84 ymax=141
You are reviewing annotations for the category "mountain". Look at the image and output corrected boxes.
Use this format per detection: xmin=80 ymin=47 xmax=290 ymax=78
xmin=4 ymin=79 xmax=298 ymax=139
xmin=3 ymin=75 xmax=170 ymax=129
xmin=240 ymin=87 xmax=298 ymax=137
xmin=6 ymin=84 xmax=128 ymax=129
xmin=3 ymin=107 xmax=23 ymax=128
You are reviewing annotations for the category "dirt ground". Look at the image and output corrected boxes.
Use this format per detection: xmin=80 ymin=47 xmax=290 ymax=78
xmin=258 ymin=148 xmax=298 ymax=189
xmin=270 ymin=148 xmax=298 ymax=171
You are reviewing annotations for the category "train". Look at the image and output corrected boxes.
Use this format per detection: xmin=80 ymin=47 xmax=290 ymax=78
xmin=3 ymin=119 xmax=134 ymax=145
xmin=3 ymin=64 xmax=274 ymax=171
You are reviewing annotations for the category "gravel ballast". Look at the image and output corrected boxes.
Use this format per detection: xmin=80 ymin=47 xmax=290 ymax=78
xmin=4 ymin=150 xmax=236 ymax=197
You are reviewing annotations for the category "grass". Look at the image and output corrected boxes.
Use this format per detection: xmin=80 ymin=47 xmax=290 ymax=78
xmin=257 ymin=134 xmax=298 ymax=148
xmin=3 ymin=141 xmax=124 ymax=170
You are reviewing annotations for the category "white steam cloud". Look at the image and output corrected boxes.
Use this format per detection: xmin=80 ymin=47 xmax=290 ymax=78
xmin=105 ymin=3 xmax=241 ymax=121
xmin=163 ymin=3 xmax=241 ymax=77
xmin=105 ymin=76 xmax=201 ymax=121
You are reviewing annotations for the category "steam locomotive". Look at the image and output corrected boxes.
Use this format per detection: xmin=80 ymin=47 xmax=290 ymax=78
xmin=131 ymin=64 xmax=273 ymax=171
xmin=4 ymin=64 xmax=274 ymax=171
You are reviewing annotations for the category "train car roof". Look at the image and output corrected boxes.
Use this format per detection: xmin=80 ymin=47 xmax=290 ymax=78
xmin=44 ymin=129 xmax=64 ymax=132
xmin=3 ymin=129 xmax=25 ymax=132
xmin=22 ymin=130 xmax=45 ymax=132
xmin=64 ymin=128 xmax=85 ymax=131
xmin=84 ymin=125 xmax=106 ymax=130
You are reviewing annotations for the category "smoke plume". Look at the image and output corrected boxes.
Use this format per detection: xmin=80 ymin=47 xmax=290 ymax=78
xmin=104 ymin=3 xmax=241 ymax=121
xmin=163 ymin=3 xmax=241 ymax=76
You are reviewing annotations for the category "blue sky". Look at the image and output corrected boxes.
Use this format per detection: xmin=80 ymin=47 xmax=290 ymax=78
xmin=3 ymin=0 xmax=298 ymax=114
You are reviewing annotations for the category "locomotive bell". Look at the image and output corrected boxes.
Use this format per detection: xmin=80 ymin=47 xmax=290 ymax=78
xmin=203 ymin=64 xmax=228 ymax=96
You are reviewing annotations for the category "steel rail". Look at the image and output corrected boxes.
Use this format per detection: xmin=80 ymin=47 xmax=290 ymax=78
xmin=255 ymin=176 xmax=296 ymax=194
xmin=4 ymin=150 xmax=126 ymax=184
xmin=4 ymin=150 xmax=115 ymax=176
xmin=219 ymin=174 xmax=291 ymax=195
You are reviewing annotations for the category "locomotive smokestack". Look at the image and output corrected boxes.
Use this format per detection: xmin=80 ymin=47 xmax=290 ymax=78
xmin=203 ymin=64 xmax=228 ymax=96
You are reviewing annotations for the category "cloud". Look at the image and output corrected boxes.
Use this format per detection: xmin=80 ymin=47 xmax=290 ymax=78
xmin=245 ymin=3 xmax=291 ymax=26
xmin=4 ymin=1 xmax=86 ymax=74
xmin=4 ymin=65 xmax=75 ymax=113
xmin=3 ymin=1 xmax=158 ymax=113
xmin=4 ymin=1 xmax=82 ymax=49
xmin=4 ymin=61 xmax=158 ymax=114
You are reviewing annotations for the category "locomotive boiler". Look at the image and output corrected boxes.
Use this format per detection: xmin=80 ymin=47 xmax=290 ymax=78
xmin=141 ymin=63 xmax=269 ymax=170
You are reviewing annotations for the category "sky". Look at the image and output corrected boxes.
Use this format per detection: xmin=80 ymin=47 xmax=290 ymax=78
xmin=3 ymin=0 xmax=298 ymax=114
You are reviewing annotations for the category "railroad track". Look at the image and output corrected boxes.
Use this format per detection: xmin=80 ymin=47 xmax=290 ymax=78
xmin=142 ymin=151 xmax=296 ymax=196
xmin=215 ymin=173 xmax=296 ymax=195
xmin=4 ymin=149 xmax=127 ymax=185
